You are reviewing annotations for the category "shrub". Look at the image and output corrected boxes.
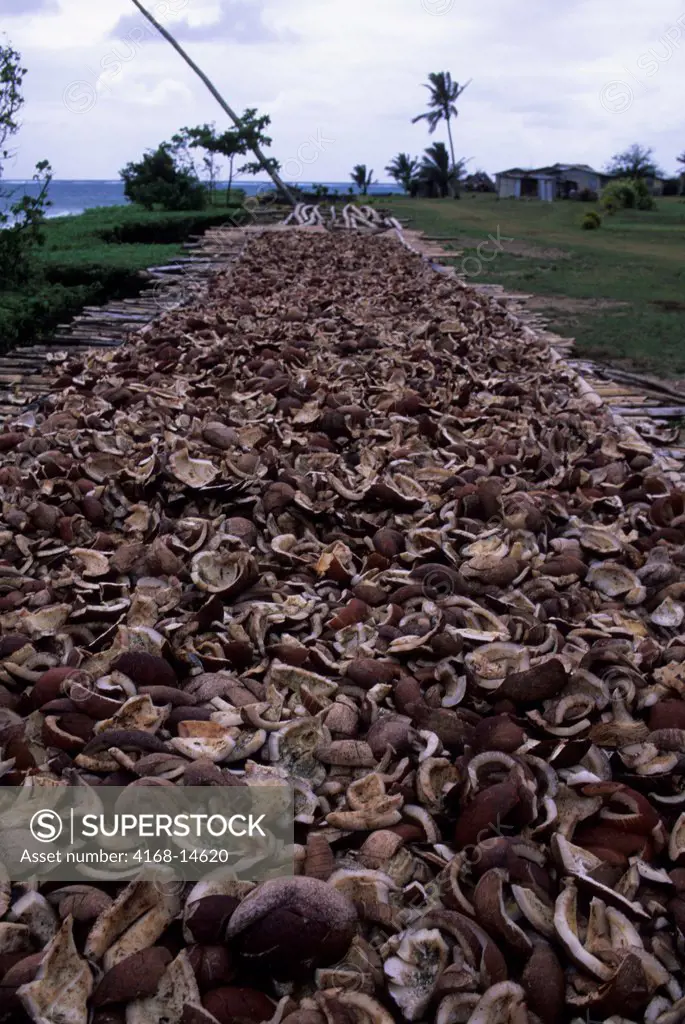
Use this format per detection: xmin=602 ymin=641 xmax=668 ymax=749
xmin=225 ymin=187 xmax=246 ymax=207
xmin=0 ymin=160 xmax=52 ymax=284
xmin=1 ymin=42 xmax=52 ymax=288
xmin=633 ymin=177 xmax=656 ymax=210
xmin=581 ymin=211 xmax=601 ymax=230
xmin=577 ymin=188 xmax=598 ymax=202
xmin=601 ymin=179 xmax=636 ymax=212
xmin=121 ymin=145 xmax=206 ymax=211
xmin=601 ymin=177 xmax=655 ymax=213
xmin=662 ymin=177 xmax=681 ymax=196
xmin=97 ymin=209 xmax=247 ymax=245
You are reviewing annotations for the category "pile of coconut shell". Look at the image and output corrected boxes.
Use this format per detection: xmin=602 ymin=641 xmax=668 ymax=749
xmin=3 ymin=230 xmax=685 ymax=1024
xmin=282 ymin=204 xmax=401 ymax=231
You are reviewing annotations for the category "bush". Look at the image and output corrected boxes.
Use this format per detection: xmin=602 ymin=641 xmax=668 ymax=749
xmin=633 ymin=177 xmax=656 ymax=210
xmin=121 ymin=145 xmax=206 ymax=211
xmin=97 ymin=209 xmax=245 ymax=245
xmin=1 ymin=43 xmax=52 ymax=288
xmin=0 ymin=205 xmax=244 ymax=353
xmin=601 ymin=179 xmax=636 ymax=212
xmin=663 ymin=177 xmax=681 ymax=197
xmin=577 ymin=188 xmax=598 ymax=202
xmin=581 ymin=211 xmax=601 ymax=230
xmin=224 ymin=187 xmax=246 ymax=207
xmin=601 ymin=177 xmax=655 ymax=214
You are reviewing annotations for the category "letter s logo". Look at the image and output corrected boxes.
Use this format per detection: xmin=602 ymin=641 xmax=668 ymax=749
xmin=30 ymin=809 xmax=63 ymax=843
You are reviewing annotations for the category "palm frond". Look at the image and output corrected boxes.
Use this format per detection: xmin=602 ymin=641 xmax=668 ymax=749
xmin=350 ymin=163 xmax=375 ymax=194
xmin=418 ymin=141 xmax=467 ymax=196
xmin=385 ymin=153 xmax=420 ymax=193
xmin=412 ymin=71 xmax=471 ymax=164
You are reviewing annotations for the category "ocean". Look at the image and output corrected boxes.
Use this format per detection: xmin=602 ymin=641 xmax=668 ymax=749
xmin=1 ymin=179 xmax=404 ymax=219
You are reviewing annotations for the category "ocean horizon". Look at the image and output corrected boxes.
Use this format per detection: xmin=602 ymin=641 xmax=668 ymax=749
xmin=2 ymin=178 xmax=404 ymax=219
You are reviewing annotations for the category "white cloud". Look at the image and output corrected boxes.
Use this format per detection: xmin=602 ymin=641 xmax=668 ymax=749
xmin=6 ymin=0 xmax=685 ymax=180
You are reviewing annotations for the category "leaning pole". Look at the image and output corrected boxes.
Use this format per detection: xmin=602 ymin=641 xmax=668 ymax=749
xmin=129 ymin=0 xmax=297 ymax=206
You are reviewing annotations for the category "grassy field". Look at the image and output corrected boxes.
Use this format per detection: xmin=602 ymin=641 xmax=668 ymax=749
xmin=0 ymin=202 xmax=246 ymax=352
xmin=383 ymin=193 xmax=685 ymax=377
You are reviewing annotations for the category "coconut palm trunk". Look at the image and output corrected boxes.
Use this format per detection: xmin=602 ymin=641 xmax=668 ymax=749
xmin=129 ymin=0 xmax=295 ymax=205
xmin=445 ymin=117 xmax=455 ymax=167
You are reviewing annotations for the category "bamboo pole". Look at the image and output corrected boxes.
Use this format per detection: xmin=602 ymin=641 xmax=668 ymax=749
xmin=129 ymin=0 xmax=296 ymax=206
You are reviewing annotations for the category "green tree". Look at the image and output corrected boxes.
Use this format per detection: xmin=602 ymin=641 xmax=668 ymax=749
xmin=0 ymin=41 xmax=24 ymax=162
xmin=350 ymin=164 xmax=375 ymax=195
xmin=167 ymin=129 xmax=200 ymax=177
xmin=605 ymin=143 xmax=663 ymax=179
xmin=411 ymin=71 xmax=470 ymax=166
xmin=677 ymin=150 xmax=685 ymax=195
xmin=178 ymin=111 xmax=281 ymax=203
xmin=0 ymin=41 xmax=52 ymax=285
xmin=230 ymin=109 xmax=281 ymax=185
xmin=173 ymin=124 xmax=225 ymax=202
xmin=120 ymin=143 xmax=206 ymax=210
xmin=174 ymin=124 xmax=229 ymax=202
xmin=385 ymin=153 xmax=420 ymax=194
xmin=202 ymin=149 xmax=220 ymax=199
xmin=418 ymin=142 xmax=467 ymax=198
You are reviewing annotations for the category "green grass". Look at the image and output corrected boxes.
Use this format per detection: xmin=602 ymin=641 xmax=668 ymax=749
xmin=382 ymin=193 xmax=685 ymax=377
xmin=0 ymin=203 xmax=246 ymax=352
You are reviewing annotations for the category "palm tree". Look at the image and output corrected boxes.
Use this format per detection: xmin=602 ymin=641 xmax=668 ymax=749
xmin=385 ymin=153 xmax=420 ymax=195
xmin=128 ymin=0 xmax=295 ymax=204
xmin=419 ymin=142 xmax=467 ymax=198
xmin=350 ymin=164 xmax=375 ymax=195
xmin=412 ymin=72 xmax=470 ymax=167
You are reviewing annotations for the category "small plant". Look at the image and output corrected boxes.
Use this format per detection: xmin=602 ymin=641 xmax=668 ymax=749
xmin=581 ymin=211 xmax=601 ymax=230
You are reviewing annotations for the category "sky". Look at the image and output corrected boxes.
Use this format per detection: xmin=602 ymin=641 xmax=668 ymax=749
xmin=3 ymin=0 xmax=685 ymax=182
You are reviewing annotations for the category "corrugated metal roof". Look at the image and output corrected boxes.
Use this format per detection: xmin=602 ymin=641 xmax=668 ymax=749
xmin=496 ymin=163 xmax=608 ymax=177
xmin=495 ymin=168 xmax=555 ymax=178
xmin=548 ymin=163 xmax=605 ymax=175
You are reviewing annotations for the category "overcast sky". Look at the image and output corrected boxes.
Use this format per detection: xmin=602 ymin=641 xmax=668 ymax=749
xmin=4 ymin=0 xmax=685 ymax=181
